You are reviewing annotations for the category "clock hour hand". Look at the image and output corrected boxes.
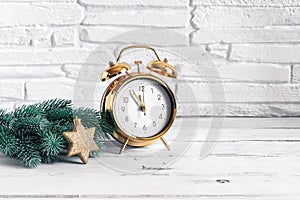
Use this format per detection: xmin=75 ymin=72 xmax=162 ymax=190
xmin=140 ymin=90 xmax=145 ymax=107
xmin=138 ymin=92 xmax=146 ymax=116
xmin=139 ymin=94 xmax=146 ymax=116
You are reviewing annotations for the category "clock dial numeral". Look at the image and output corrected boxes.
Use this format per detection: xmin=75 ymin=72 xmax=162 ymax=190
xmin=161 ymin=104 xmax=165 ymax=110
xmin=159 ymin=114 xmax=163 ymax=119
xmin=125 ymin=116 xmax=129 ymax=122
xmin=134 ymin=122 xmax=137 ymax=128
xmin=157 ymin=94 xmax=161 ymax=100
xmin=139 ymin=86 xmax=144 ymax=92
xmin=151 ymin=88 xmax=154 ymax=93
xmin=123 ymin=97 xmax=129 ymax=103
xmin=153 ymin=121 xmax=156 ymax=127
xmin=121 ymin=107 xmax=125 ymax=112
xmin=143 ymin=125 xmax=147 ymax=131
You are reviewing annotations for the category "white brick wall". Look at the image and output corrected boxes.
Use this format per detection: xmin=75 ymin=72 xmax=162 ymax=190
xmin=0 ymin=0 xmax=299 ymax=117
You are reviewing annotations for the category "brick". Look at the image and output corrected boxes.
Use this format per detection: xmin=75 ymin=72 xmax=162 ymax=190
xmin=206 ymin=44 xmax=228 ymax=58
xmin=0 ymin=48 xmax=94 ymax=65
xmin=83 ymin=10 xmax=188 ymax=27
xmin=230 ymin=44 xmax=300 ymax=63
xmin=175 ymin=58 xmax=290 ymax=83
xmin=213 ymin=61 xmax=290 ymax=83
xmin=62 ymin=64 xmax=82 ymax=79
xmin=26 ymin=78 xmax=105 ymax=101
xmin=0 ymin=66 xmax=65 ymax=79
xmin=72 ymin=80 xmax=107 ymax=102
xmin=0 ymin=82 xmax=24 ymax=100
xmin=193 ymin=28 xmax=300 ymax=44
xmin=166 ymin=46 xmax=212 ymax=62
xmin=62 ymin=64 xmax=103 ymax=82
xmin=80 ymin=26 xmax=189 ymax=46
xmin=0 ymin=27 xmax=77 ymax=48
xmin=165 ymin=45 xmax=227 ymax=63
xmin=178 ymin=103 xmax=300 ymax=117
xmin=52 ymin=27 xmax=76 ymax=46
xmin=176 ymin=83 xmax=300 ymax=103
xmin=292 ymin=65 xmax=300 ymax=83
xmin=193 ymin=7 xmax=300 ymax=28
xmin=0 ymin=4 xmax=83 ymax=27
xmin=80 ymin=0 xmax=187 ymax=8
xmin=0 ymin=27 xmax=51 ymax=47
xmin=193 ymin=0 xmax=300 ymax=7
xmin=26 ymin=79 xmax=75 ymax=100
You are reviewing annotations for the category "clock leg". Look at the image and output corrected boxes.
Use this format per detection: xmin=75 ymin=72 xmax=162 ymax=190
xmin=119 ymin=138 xmax=129 ymax=154
xmin=160 ymin=137 xmax=170 ymax=151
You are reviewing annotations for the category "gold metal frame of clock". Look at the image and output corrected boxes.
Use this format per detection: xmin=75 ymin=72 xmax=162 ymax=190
xmin=100 ymin=45 xmax=178 ymax=154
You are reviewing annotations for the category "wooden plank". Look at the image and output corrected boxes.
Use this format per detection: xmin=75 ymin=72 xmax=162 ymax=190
xmin=174 ymin=117 xmax=300 ymax=129
xmin=77 ymin=140 xmax=300 ymax=158
xmin=0 ymin=156 xmax=299 ymax=177
xmin=0 ymin=174 xmax=299 ymax=197
xmin=3 ymin=197 xmax=300 ymax=200
xmin=165 ymin=128 xmax=300 ymax=142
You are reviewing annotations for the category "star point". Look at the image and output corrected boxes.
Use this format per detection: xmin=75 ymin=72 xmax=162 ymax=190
xmin=63 ymin=117 xmax=99 ymax=164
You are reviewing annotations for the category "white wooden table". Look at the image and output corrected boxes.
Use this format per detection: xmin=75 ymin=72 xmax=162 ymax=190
xmin=0 ymin=117 xmax=299 ymax=199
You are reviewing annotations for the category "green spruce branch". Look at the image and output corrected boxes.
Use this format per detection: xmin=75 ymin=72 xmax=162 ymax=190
xmin=0 ymin=99 xmax=113 ymax=168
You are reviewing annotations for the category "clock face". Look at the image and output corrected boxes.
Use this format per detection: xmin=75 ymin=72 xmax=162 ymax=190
xmin=112 ymin=77 xmax=175 ymax=138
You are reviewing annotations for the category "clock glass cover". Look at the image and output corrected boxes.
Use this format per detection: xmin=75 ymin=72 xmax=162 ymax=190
xmin=112 ymin=77 xmax=174 ymax=138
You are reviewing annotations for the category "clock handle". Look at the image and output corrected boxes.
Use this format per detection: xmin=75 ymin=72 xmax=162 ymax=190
xmin=119 ymin=138 xmax=129 ymax=154
xmin=116 ymin=45 xmax=161 ymax=63
xmin=160 ymin=137 xmax=170 ymax=151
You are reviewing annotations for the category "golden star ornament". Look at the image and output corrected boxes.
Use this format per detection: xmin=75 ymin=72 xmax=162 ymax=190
xmin=63 ymin=117 xmax=99 ymax=164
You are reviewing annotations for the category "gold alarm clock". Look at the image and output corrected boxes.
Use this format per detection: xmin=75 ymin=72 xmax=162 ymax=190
xmin=100 ymin=46 xmax=178 ymax=154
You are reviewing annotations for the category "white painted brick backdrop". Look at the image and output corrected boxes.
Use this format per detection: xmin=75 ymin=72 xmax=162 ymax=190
xmin=0 ymin=0 xmax=299 ymax=117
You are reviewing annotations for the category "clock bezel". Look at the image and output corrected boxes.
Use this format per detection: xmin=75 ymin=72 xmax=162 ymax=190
xmin=101 ymin=72 xmax=177 ymax=147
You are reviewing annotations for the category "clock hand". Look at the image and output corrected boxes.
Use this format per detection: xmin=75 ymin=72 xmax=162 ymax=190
xmin=139 ymin=94 xmax=146 ymax=116
xmin=131 ymin=91 xmax=146 ymax=115
xmin=135 ymin=93 xmax=146 ymax=115
xmin=140 ymin=90 xmax=146 ymax=116
xmin=130 ymin=91 xmax=140 ymax=107
xmin=139 ymin=92 xmax=146 ymax=116
xmin=132 ymin=91 xmax=142 ymax=106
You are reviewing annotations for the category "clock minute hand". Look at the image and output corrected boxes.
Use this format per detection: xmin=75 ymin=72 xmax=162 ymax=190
xmin=131 ymin=91 xmax=146 ymax=115
xmin=130 ymin=91 xmax=140 ymax=107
